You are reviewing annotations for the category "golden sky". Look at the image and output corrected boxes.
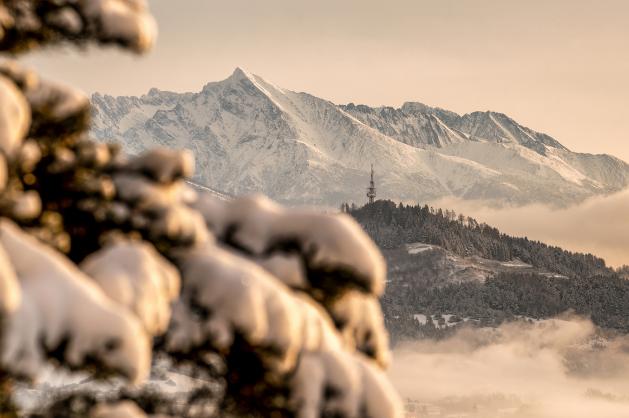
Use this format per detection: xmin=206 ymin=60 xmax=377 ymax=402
xmin=26 ymin=0 xmax=629 ymax=161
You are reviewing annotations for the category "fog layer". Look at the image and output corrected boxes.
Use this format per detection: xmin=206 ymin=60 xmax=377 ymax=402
xmin=390 ymin=318 xmax=629 ymax=417
xmin=429 ymin=189 xmax=629 ymax=268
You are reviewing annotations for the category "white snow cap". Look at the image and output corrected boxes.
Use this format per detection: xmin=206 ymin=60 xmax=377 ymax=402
xmin=249 ymin=250 xmax=390 ymax=365
xmin=113 ymin=173 xmax=181 ymax=207
xmin=192 ymin=194 xmax=386 ymax=296
xmin=8 ymin=190 xmax=42 ymax=221
xmin=149 ymin=204 xmax=209 ymax=246
xmin=291 ymin=351 xmax=403 ymax=418
xmin=1 ymin=60 xmax=88 ymax=129
xmin=0 ymin=242 xmax=20 ymax=315
xmin=331 ymin=291 xmax=390 ymax=368
xmin=356 ymin=354 xmax=404 ymax=418
xmin=0 ymin=156 xmax=6 ymax=194
xmin=113 ymin=173 xmax=211 ymax=247
xmin=291 ymin=350 xmax=361 ymax=418
xmin=83 ymin=0 xmax=157 ymax=52
xmin=45 ymin=7 xmax=84 ymax=35
xmin=90 ymin=400 xmax=148 ymax=418
xmin=255 ymin=252 xmax=309 ymax=290
xmin=25 ymin=78 xmax=89 ymax=122
xmin=0 ymin=75 xmax=30 ymax=157
xmin=0 ymin=220 xmax=151 ymax=384
xmin=0 ymin=60 xmax=39 ymax=90
xmin=81 ymin=240 xmax=181 ymax=336
xmin=127 ymin=148 xmax=195 ymax=184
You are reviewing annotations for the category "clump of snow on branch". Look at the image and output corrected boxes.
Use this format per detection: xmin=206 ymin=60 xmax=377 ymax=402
xmin=0 ymin=220 xmax=151 ymax=383
xmin=84 ymin=0 xmax=157 ymax=53
xmin=0 ymin=74 xmax=30 ymax=158
xmin=90 ymin=400 xmax=148 ymax=418
xmin=0 ymin=60 xmax=90 ymax=140
xmin=112 ymin=149 xmax=210 ymax=250
xmin=81 ymin=240 xmax=181 ymax=336
xmin=192 ymin=193 xmax=386 ymax=297
xmin=126 ymin=148 xmax=195 ymax=184
xmin=292 ymin=351 xmax=402 ymax=418
xmin=26 ymin=78 xmax=89 ymax=127
xmin=0 ymin=0 xmax=156 ymax=53
xmin=0 ymin=242 xmax=20 ymax=315
xmin=255 ymin=252 xmax=309 ymax=289
xmin=330 ymin=291 xmax=390 ymax=368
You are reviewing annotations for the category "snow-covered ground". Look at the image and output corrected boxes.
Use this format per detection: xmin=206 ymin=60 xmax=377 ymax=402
xmin=392 ymin=242 xmax=543 ymax=286
xmin=413 ymin=313 xmax=479 ymax=330
xmin=406 ymin=243 xmax=437 ymax=255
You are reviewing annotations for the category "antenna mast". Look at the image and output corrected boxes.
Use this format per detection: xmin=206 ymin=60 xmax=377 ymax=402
xmin=366 ymin=164 xmax=376 ymax=204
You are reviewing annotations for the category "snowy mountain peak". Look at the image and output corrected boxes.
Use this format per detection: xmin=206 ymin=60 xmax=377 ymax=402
xmin=230 ymin=66 xmax=253 ymax=80
xmin=200 ymin=67 xmax=283 ymax=103
xmin=221 ymin=67 xmax=257 ymax=86
xmin=147 ymin=87 xmax=162 ymax=96
xmin=90 ymin=70 xmax=629 ymax=207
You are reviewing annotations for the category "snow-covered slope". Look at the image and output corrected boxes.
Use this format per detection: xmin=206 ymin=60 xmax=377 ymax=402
xmin=385 ymin=242 xmax=566 ymax=288
xmin=91 ymin=68 xmax=629 ymax=207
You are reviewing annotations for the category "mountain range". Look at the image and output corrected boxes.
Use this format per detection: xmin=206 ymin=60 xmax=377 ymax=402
xmin=90 ymin=68 xmax=629 ymax=207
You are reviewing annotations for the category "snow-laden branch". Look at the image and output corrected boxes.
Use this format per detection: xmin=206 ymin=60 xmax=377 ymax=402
xmin=0 ymin=0 xmax=156 ymax=53
xmin=329 ymin=291 xmax=390 ymax=368
xmin=191 ymin=193 xmax=391 ymax=365
xmin=166 ymin=243 xmax=402 ymax=418
xmin=90 ymin=400 xmax=148 ymax=418
xmin=0 ymin=60 xmax=90 ymax=141
xmin=192 ymin=193 xmax=386 ymax=297
xmin=0 ymin=241 xmax=20 ymax=315
xmin=112 ymin=170 xmax=210 ymax=249
xmin=0 ymin=73 xmax=29 ymax=158
xmin=0 ymin=220 xmax=151 ymax=383
xmin=81 ymin=240 xmax=181 ymax=336
xmin=292 ymin=351 xmax=401 ymax=418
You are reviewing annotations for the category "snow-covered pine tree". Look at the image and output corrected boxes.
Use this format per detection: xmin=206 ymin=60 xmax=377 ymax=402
xmin=0 ymin=1 xmax=402 ymax=417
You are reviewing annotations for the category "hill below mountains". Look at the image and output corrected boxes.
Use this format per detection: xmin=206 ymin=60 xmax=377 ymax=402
xmin=348 ymin=201 xmax=629 ymax=341
xmin=90 ymin=68 xmax=629 ymax=208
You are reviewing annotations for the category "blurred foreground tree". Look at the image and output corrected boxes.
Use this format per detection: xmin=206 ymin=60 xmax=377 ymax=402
xmin=0 ymin=1 xmax=402 ymax=417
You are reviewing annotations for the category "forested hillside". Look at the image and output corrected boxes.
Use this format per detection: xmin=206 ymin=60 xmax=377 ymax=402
xmin=347 ymin=200 xmax=612 ymax=279
xmin=347 ymin=201 xmax=629 ymax=340
xmin=383 ymin=273 xmax=629 ymax=340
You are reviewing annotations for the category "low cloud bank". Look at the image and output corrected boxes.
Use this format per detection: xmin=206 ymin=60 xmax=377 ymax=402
xmin=429 ymin=189 xmax=629 ymax=268
xmin=389 ymin=318 xmax=629 ymax=418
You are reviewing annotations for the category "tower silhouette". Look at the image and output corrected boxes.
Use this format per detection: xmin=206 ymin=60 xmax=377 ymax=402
xmin=366 ymin=164 xmax=376 ymax=204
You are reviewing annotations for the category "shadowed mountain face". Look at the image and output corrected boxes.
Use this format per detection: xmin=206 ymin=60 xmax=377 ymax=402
xmin=91 ymin=68 xmax=629 ymax=207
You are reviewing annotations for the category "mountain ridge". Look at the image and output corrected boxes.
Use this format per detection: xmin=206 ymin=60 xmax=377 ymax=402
xmin=90 ymin=68 xmax=629 ymax=207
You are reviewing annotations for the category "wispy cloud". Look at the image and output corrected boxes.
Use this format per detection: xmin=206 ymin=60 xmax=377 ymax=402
xmin=390 ymin=317 xmax=629 ymax=417
xmin=429 ymin=189 xmax=629 ymax=267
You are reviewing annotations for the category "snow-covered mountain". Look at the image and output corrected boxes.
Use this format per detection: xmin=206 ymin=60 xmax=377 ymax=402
xmin=90 ymin=68 xmax=629 ymax=207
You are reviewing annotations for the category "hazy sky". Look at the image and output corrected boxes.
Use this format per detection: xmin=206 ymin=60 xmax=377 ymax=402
xmin=25 ymin=0 xmax=629 ymax=161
